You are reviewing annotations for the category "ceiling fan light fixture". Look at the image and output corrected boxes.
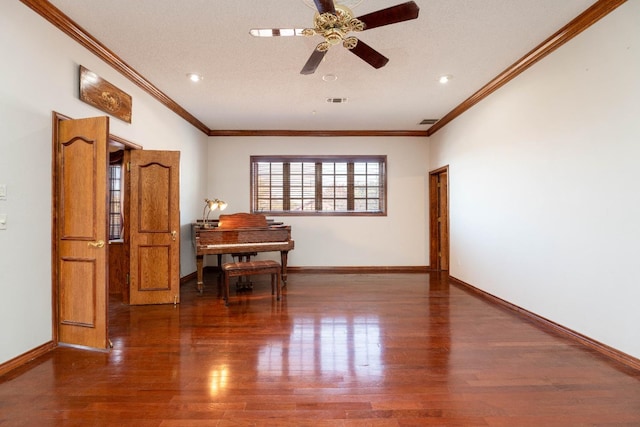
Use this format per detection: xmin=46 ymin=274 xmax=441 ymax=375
xmin=309 ymin=5 xmax=364 ymax=52
xmin=343 ymin=36 xmax=358 ymax=50
xmin=254 ymin=1 xmax=420 ymax=75
xmin=325 ymin=31 xmax=343 ymax=45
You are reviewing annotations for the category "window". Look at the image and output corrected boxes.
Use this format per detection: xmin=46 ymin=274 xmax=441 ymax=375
xmin=108 ymin=163 xmax=123 ymax=240
xmin=251 ymin=155 xmax=387 ymax=216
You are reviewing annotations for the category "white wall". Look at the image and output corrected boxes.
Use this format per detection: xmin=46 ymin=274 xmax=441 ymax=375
xmin=429 ymin=1 xmax=640 ymax=359
xmin=0 ymin=2 xmax=208 ymax=365
xmin=208 ymin=136 xmax=430 ymax=267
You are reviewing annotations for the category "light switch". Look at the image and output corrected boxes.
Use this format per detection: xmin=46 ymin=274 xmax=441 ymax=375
xmin=0 ymin=214 xmax=6 ymax=230
xmin=0 ymin=184 xmax=6 ymax=200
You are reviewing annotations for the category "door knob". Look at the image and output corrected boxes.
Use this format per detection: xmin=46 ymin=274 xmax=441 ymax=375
xmin=171 ymin=231 xmax=177 ymax=241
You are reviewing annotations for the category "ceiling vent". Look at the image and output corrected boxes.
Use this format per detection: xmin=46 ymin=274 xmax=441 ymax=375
xmin=326 ymin=97 xmax=348 ymax=104
xmin=419 ymin=119 xmax=438 ymax=125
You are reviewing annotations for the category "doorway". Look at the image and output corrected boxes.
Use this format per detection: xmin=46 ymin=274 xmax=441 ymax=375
xmin=107 ymin=135 xmax=142 ymax=302
xmin=429 ymin=166 xmax=449 ymax=271
xmin=52 ymin=113 xmax=180 ymax=350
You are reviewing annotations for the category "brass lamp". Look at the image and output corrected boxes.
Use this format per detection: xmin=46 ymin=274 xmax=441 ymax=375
xmin=202 ymin=198 xmax=228 ymax=224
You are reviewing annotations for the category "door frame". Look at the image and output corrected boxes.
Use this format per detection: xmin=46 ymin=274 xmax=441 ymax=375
xmin=429 ymin=165 xmax=450 ymax=271
xmin=51 ymin=112 xmax=141 ymax=346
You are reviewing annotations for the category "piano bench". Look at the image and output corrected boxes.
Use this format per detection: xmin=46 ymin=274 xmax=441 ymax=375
xmin=221 ymin=260 xmax=281 ymax=306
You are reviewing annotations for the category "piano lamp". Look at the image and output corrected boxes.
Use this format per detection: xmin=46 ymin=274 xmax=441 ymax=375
xmin=202 ymin=198 xmax=228 ymax=224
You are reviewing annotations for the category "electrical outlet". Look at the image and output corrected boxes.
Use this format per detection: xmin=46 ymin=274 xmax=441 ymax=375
xmin=0 ymin=184 xmax=6 ymax=200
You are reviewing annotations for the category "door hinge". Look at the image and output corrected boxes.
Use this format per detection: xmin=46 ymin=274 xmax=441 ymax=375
xmin=125 ymin=272 xmax=130 ymax=285
xmin=126 ymin=162 xmax=131 ymax=172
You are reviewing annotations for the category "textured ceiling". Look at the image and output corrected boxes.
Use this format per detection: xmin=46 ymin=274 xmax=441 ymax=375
xmin=48 ymin=0 xmax=597 ymax=132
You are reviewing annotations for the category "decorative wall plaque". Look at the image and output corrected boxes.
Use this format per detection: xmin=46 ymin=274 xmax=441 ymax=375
xmin=79 ymin=65 xmax=132 ymax=123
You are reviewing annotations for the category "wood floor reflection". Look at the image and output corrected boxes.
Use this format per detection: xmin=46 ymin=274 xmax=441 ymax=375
xmin=1 ymin=272 xmax=640 ymax=426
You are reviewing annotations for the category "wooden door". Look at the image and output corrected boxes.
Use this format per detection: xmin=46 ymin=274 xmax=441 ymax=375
xmin=55 ymin=116 xmax=109 ymax=349
xmin=429 ymin=166 xmax=449 ymax=271
xmin=127 ymin=150 xmax=181 ymax=305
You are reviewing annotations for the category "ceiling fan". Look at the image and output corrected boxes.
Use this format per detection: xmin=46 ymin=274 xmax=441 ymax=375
xmin=249 ymin=0 xmax=420 ymax=75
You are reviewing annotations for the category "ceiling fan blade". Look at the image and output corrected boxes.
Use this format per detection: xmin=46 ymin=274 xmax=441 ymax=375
xmin=349 ymin=39 xmax=389 ymax=69
xmin=301 ymin=49 xmax=328 ymax=75
xmin=356 ymin=1 xmax=419 ymax=31
xmin=249 ymin=28 xmax=306 ymax=37
xmin=313 ymin=0 xmax=336 ymax=14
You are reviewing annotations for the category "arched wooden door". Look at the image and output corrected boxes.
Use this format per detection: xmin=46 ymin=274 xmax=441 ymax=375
xmin=126 ymin=150 xmax=181 ymax=305
xmin=55 ymin=115 xmax=109 ymax=349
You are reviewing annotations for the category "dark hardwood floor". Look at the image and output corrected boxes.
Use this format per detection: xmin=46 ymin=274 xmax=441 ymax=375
xmin=1 ymin=272 xmax=639 ymax=426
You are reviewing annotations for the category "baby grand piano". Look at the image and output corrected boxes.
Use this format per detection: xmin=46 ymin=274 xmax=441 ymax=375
xmin=193 ymin=212 xmax=294 ymax=293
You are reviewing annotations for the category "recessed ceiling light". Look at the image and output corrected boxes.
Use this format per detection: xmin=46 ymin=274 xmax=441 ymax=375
xmin=322 ymin=74 xmax=338 ymax=82
xmin=439 ymin=75 xmax=452 ymax=84
xmin=187 ymin=73 xmax=203 ymax=82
